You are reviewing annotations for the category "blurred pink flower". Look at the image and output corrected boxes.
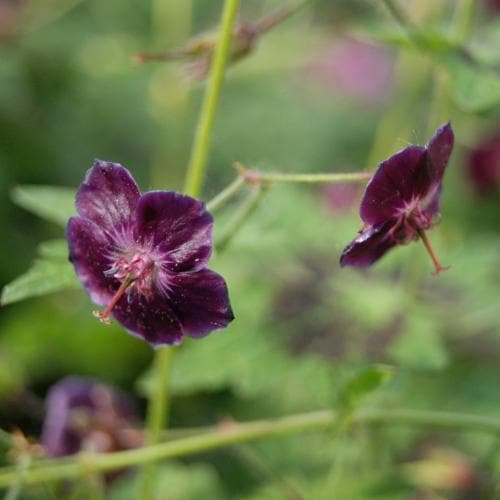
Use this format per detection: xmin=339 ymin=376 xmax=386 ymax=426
xmin=306 ymin=38 xmax=394 ymax=104
xmin=322 ymin=182 xmax=361 ymax=215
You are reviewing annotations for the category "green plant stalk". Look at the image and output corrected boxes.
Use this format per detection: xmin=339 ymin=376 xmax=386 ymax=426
xmin=142 ymin=1 xmax=240 ymax=496
xmin=206 ymin=176 xmax=245 ymax=212
xmin=453 ymin=0 xmax=477 ymax=44
xmin=215 ymin=186 xmax=267 ymax=252
xmin=140 ymin=346 xmax=175 ymax=498
xmin=255 ymin=171 xmax=372 ymax=184
xmin=183 ymin=0 xmax=241 ymax=196
xmin=5 ymin=408 xmax=500 ymax=488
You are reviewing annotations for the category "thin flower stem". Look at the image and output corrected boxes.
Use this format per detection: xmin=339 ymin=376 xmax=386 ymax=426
xmin=183 ymin=0 xmax=241 ymax=197
xmin=140 ymin=346 xmax=175 ymax=498
xmin=215 ymin=186 xmax=267 ymax=253
xmin=380 ymin=0 xmax=421 ymax=44
xmin=453 ymin=0 xmax=477 ymax=44
xmin=253 ymin=0 xmax=313 ymax=35
xmin=254 ymin=171 xmax=372 ymax=184
xmin=206 ymin=176 xmax=245 ymax=213
xmin=5 ymin=409 xmax=500 ymax=487
xmin=142 ymin=1 xmax=240 ymax=497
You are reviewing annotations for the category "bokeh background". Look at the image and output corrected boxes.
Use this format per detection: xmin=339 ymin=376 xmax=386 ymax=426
xmin=1 ymin=0 xmax=500 ymax=498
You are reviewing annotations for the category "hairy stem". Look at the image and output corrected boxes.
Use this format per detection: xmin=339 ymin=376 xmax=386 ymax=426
xmin=183 ymin=0 xmax=241 ymax=196
xmin=215 ymin=185 xmax=267 ymax=252
xmin=5 ymin=408 xmax=500 ymax=488
xmin=206 ymin=176 xmax=245 ymax=212
xmin=254 ymin=171 xmax=372 ymax=184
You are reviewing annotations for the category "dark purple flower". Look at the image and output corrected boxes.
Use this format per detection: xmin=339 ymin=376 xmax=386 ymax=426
xmin=41 ymin=377 xmax=141 ymax=457
xmin=67 ymin=161 xmax=234 ymax=347
xmin=467 ymin=131 xmax=500 ymax=196
xmin=340 ymin=123 xmax=454 ymax=274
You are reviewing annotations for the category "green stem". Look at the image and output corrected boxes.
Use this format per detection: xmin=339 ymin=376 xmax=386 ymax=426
xmin=142 ymin=2 xmax=240 ymax=496
xmin=183 ymin=0 xmax=241 ymax=197
xmin=4 ymin=409 xmax=500 ymax=488
xmin=140 ymin=346 xmax=175 ymax=498
xmin=254 ymin=171 xmax=372 ymax=184
xmin=453 ymin=0 xmax=477 ymax=44
xmin=206 ymin=176 xmax=245 ymax=212
xmin=380 ymin=0 xmax=420 ymax=40
xmin=215 ymin=186 xmax=267 ymax=252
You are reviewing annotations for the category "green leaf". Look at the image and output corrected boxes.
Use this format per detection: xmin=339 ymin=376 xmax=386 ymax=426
xmin=388 ymin=314 xmax=449 ymax=370
xmin=11 ymin=184 xmax=76 ymax=227
xmin=437 ymin=52 xmax=500 ymax=113
xmin=107 ymin=462 xmax=225 ymax=500
xmin=339 ymin=365 xmax=394 ymax=414
xmin=1 ymin=239 xmax=78 ymax=306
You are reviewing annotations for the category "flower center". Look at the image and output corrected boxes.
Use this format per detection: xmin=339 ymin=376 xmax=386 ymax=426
xmin=94 ymin=251 xmax=156 ymax=324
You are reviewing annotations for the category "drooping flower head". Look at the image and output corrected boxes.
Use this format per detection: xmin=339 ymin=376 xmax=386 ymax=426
xmin=340 ymin=123 xmax=454 ymax=274
xmin=467 ymin=131 xmax=500 ymax=196
xmin=67 ymin=161 xmax=234 ymax=347
xmin=41 ymin=377 xmax=140 ymax=457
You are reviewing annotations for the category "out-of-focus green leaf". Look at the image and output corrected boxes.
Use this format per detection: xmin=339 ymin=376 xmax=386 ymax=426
xmin=1 ymin=239 xmax=77 ymax=306
xmin=388 ymin=314 xmax=448 ymax=370
xmin=339 ymin=365 xmax=394 ymax=414
xmin=11 ymin=185 xmax=76 ymax=227
xmin=437 ymin=52 xmax=500 ymax=113
xmin=107 ymin=462 xmax=225 ymax=500
xmin=358 ymin=26 xmax=457 ymax=52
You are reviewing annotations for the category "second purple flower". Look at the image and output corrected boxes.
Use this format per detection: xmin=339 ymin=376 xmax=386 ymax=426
xmin=340 ymin=123 xmax=454 ymax=274
xmin=67 ymin=161 xmax=234 ymax=347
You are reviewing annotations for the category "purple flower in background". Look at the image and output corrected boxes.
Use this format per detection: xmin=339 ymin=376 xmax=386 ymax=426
xmin=467 ymin=132 xmax=500 ymax=196
xmin=340 ymin=123 xmax=454 ymax=274
xmin=41 ymin=377 xmax=141 ymax=457
xmin=67 ymin=161 xmax=234 ymax=347
xmin=306 ymin=38 xmax=394 ymax=104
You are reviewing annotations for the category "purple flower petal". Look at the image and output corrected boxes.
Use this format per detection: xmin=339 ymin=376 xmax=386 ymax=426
xmin=67 ymin=217 xmax=115 ymax=306
xmin=134 ymin=191 xmax=213 ymax=272
xmin=42 ymin=377 xmax=138 ymax=457
xmin=170 ymin=269 xmax=234 ymax=338
xmin=111 ymin=292 xmax=183 ymax=347
xmin=42 ymin=378 xmax=95 ymax=457
xmin=76 ymin=160 xmax=140 ymax=234
xmin=340 ymin=221 xmax=397 ymax=267
xmin=360 ymin=145 xmax=427 ymax=226
xmin=427 ymin=122 xmax=454 ymax=184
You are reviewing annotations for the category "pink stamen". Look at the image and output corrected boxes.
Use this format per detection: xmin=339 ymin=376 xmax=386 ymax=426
xmin=93 ymin=276 xmax=133 ymax=324
xmin=417 ymin=229 xmax=449 ymax=275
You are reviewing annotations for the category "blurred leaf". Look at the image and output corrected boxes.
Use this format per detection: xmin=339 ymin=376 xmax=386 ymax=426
xmin=1 ymin=239 xmax=78 ymax=306
xmin=11 ymin=185 xmax=76 ymax=228
xmin=437 ymin=52 xmax=500 ymax=113
xmin=339 ymin=364 xmax=394 ymax=414
xmin=108 ymin=462 xmax=225 ymax=500
xmin=359 ymin=26 xmax=456 ymax=52
xmin=388 ymin=314 xmax=448 ymax=370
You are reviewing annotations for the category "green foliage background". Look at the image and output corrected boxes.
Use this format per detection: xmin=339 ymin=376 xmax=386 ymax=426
xmin=1 ymin=0 xmax=500 ymax=498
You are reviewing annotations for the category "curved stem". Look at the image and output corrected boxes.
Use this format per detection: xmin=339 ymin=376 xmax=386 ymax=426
xmin=206 ymin=176 xmax=245 ymax=212
xmin=183 ymin=0 xmax=241 ymax=197
xmin=215 ymin=185 xmax=267 ymax=252
xmin=4 ymin=408 xmax=500 ymax=488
